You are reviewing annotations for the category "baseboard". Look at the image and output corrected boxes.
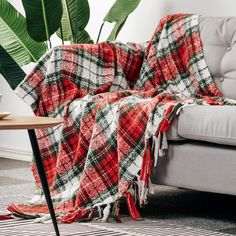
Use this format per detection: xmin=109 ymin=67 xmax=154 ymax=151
xmin=0 ymin=145 xmax=32 ymax=162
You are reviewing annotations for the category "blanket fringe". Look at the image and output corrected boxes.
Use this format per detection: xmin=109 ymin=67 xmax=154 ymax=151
xmin=152 ymin=132 xmax=168 ymax=167
xmin=152 ymin=135 xmax=160 ymax=167
xmin=139 ymin=139 xmax=153 ymax=206
xmin=158 ymin=103 xmax=183 ymax=133
xmin=138 ymin=103 xmax=184 ymax=207
xmin=112 ymin=199 xmax=121 ymax=223
xmin=154 ymin=102 xmax=184 ymax=163
xmin=126 ymin=192 xmax=141 ymax=220
xmin=97 ymin=206 xmax=102 ymax=219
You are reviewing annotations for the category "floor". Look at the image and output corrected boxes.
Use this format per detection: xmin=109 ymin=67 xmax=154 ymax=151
xmin=0 ymin=158 xmax=236 ymax=235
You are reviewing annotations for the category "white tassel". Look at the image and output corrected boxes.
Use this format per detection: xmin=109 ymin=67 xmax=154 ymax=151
xmin=33 ymin=214 xmax=51 ymax=223
xmin=138 ymin=179 xmax=148 ymax=206
xmin=161 ymin=132 xmax=168 ymax=150
xmin=176 ymin=99 xmax=195 ymax=115
xmin=100 ymin=204 xmax=111 ymax=222
xmin=97 ymin=206 xmax=102 ymax=219
xmin=159 ymin=149 xmax=165 ymax=157
xmin=148 ymin=178 xmax=154 ymax=195
xmin=153 ymin=135 xmax=161 ymax=167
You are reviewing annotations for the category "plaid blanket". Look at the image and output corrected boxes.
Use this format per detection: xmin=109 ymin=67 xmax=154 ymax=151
xmin=7 ymin=14 xmax=235 ymax=223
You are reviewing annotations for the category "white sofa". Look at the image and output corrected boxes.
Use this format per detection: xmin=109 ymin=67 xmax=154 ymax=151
xmin=151 ymin=16 xmax=236 ymax=195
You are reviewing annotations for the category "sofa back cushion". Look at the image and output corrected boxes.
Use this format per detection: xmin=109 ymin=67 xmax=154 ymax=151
xmin=199 ymin=16 xmax=236 ymax=100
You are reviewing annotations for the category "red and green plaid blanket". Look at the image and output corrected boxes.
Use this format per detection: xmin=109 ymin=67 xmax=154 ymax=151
xmin=7 ymin=14 xmax=235 ymax=223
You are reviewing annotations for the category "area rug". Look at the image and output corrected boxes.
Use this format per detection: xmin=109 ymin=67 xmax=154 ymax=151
xmin=0 ymin=195 xmax=233 ymax=236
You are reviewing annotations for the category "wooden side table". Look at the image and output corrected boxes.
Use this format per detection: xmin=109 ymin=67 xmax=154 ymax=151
xmin=0 ymin=116 xmax=63 ymax=236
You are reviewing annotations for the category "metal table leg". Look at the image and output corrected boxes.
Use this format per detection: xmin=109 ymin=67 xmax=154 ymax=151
xmin=28 ymin=129 xmax=60 ymax=236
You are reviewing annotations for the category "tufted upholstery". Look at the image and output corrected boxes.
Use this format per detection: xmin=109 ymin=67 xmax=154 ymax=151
xmin=199 ymin=16 xmax=236 ymax=100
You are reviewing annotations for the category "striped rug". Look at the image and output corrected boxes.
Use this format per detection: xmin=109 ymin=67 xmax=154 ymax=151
xmin=0 ymin=195 xmax=233 ymax=236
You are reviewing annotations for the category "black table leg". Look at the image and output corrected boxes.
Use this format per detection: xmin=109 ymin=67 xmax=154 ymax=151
xmin=28 ymin=129 xmax=60 ymax=236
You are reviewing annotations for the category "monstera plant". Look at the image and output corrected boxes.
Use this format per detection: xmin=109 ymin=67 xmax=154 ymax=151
xmin=0 ymin=0 xmax=141 ymax=89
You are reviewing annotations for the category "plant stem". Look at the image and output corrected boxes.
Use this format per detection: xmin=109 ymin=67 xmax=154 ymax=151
xmin=96 ymin=22 xmax=104 ymax=43
xmin=41 ymin=0 xmax=51 ymax=48
xmin=60 ymin=23 xmax=65 ymax=45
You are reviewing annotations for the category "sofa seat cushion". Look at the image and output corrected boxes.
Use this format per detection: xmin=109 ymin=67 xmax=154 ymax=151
xmin=178 ymin=105 xmax=236 ymax=146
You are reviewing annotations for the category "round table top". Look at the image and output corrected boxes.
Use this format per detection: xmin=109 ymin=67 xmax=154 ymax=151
xmin=0 ymin=116 xmax=64 ymax=130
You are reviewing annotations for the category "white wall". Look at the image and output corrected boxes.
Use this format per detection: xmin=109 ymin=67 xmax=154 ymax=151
xmin=0 ymin=65 xmax=34 ymax=161
xmin=87 ymin=0 xmax=236 ymax=43
xmin=1 ymin=0 xmax=235 ymax=161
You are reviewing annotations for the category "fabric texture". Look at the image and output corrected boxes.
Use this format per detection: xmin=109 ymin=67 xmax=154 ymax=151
xmin=151 ymin=142 xmax=236 ymax=196
xmin=178 ymin=105 xmax=236 ymax=146
xmin=7 ymin=14 xmax=236 ymax=223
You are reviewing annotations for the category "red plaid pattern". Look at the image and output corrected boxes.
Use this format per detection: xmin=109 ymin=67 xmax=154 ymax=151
xmin=7 ymin=14 xmax=235 ymax=223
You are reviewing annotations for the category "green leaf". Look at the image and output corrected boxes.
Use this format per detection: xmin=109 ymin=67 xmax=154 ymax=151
xmin=22 ymin=0 xmax=63 ymax=42
xmin=57 ymin=0 xmax=93 ymax=43
xmin=0 ymin=0 xmax=46 ymax=66
xmin=103 ymin=0 xmax=141 ymax=41
xmin=0 ymin=45 xmax=26 ymax=90
xmin=107 ymin=17 xmax=127 ymax=41
xmin=76 ymin=30 xmax=94 ymax=44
